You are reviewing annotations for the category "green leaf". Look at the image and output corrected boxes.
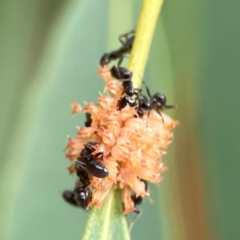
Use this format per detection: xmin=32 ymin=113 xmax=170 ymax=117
xmin=81 ymin=189 xmax=130 ymax=240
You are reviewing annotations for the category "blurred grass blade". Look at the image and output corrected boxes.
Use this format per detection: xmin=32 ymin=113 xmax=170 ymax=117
xmin=81 ymin=189 xmax=130 ymax=240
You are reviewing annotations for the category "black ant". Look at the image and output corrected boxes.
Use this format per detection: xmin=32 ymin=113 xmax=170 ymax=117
xmin=62 ymin=142 xmax=108 ymax=208
xmin=110 ymin=66 xmax=134 ymax=96
xmin=63 ymin=153 xmax=92 ymax=209
xmin=100 ymin=30 xmax=135 ymax=66
xmin=128 ymin=180 xmax=148 ymax=233
xmin=136 ymin=82 xmax=176 ymax=120
xmin=110 ymin=66 xmax=142 ymax=112
xmin=110 ymin=66 xmax=175 ymax=120
xmin=62 ymin=164 xmax=92 ymax=209
xmin=75 ymin=142 xmax=109 ymax=178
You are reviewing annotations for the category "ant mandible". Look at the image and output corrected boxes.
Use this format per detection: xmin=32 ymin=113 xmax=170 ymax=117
xmin=100 ymin=30 xmax=135 ymax=66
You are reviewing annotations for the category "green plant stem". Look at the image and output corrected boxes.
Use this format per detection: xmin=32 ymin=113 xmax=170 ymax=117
xmin=81 ymin=189 xmax=130 ymax=240
xmin=128 ymin=0 xmax=164 ymax=88
xmin=81 ymin=1 xmax=164 ymax=239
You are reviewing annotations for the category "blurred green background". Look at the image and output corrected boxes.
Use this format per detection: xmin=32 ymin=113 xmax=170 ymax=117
xmin=0 ymin=0 xmax=239 ymax=240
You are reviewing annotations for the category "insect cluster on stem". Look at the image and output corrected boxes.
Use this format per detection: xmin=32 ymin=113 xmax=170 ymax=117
xmin=62 ymin=30 xmax=177 ymax=226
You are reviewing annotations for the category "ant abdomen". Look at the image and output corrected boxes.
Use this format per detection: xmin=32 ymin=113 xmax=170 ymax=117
xmin=62 ymin=190 xmax=78 ymax=207
xmin=110 ymin=66 xmax=132 ymax=82
xmin=85 ymin=160 xmax=109 ymax=178
xmin=75 ymin=159 xmax=109 ymax=179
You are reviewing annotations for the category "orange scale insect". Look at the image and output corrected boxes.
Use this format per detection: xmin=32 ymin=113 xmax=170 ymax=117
xmin=89 ymin=188 xmax=111 ymax=209
xmin=67 ymin=163 xmax=76 ymax=174
xmin=99 ymin=131 xmax=116 ymax=147
xmin=76 ymin=127 xmax=97 ymax=138
xmin=97 ymin=65 xmax=112 ymax=83
xmin=98 ymin=95 xmax=117 ymax=110
xmin=84 ymin=103 xmax=102 ymax=116
xmin=65 ymin=149 xmax=81 ymax=160
xmin=105 ymin=124 xmax=122 ymax=138
xmin=104 ymin=80 xmax=123 ymax=98
xmin=71 ymin=102 xmax=82 ymax=115
xmin=134 ymin=168 xmax=161 ymax=184
xmin=65 ymin=137 xmax=85 ymax=150
xmin=92 ymin=143 xmax=111 ymax=158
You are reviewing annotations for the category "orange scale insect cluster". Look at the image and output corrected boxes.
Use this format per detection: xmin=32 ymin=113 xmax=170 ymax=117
xmin=66 ymin=66 xmax=178 ymax=214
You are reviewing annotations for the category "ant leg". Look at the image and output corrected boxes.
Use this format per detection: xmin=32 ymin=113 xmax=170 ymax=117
xmin=118 ymin=29 xmax=135 ymax=45
xmin=84 ymin=142 xmax=97 ymax=151
xmin=134 ymin=88 xmax=142 ymax=94
xmin=156 ymin=109 xmax=165 ymax=124
xmin=139 ymin=93 xmax=149 ymax=103
xmin=164 ymin=104 xmax=176 ymax=109
xmin=133 ymin=91 xmax=141 ymax=104
xmin=75 ymin=160 xmax=87 ymax=170
xmin=142 ymin=81 xmax=152 ymax=98
xmin=117 ymin=55 xmax=132 ymax=67
xmin=120 ymin=54 xmax=130 ymax=63
xmin=94 ymin=152 xmax=103 ymax=160
xmin=117 ymin=57 xmax=124 ymax=66
xmin=75 ymin=180 xmax=91 ymax=189
xmin=128 ymin=208 xmax=142 ymax=234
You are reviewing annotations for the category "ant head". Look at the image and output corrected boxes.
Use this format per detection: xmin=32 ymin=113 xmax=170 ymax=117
xmin=100 ymin=53 xmax=110 ymax=66
xmin=152 ymin=92 xmax=167 ymax=106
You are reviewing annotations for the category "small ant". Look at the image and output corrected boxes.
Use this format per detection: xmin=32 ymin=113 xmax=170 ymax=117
xmin=138 ymin=82 xmax=175 ymax=118
xmin=100 ymin=30 xmax=135 ymax=66
xmin=76 ymin=142 xmax=109 ymax=178
xmin=110 ymin=66 xmax=134 ymax=96
xmin=62 ymin=164 xmax=92 ymax=209
xmin=62 ymin=142 xmax=108 ymax=208
xmin=110 ymin=66 xmax=142 ymax=111
xmin=128 ymin=180 xmax=148 ymax=233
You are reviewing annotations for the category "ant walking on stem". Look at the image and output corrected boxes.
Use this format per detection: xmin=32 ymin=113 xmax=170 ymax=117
xmin=100 ymin=30 xmax=135 ymax=67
